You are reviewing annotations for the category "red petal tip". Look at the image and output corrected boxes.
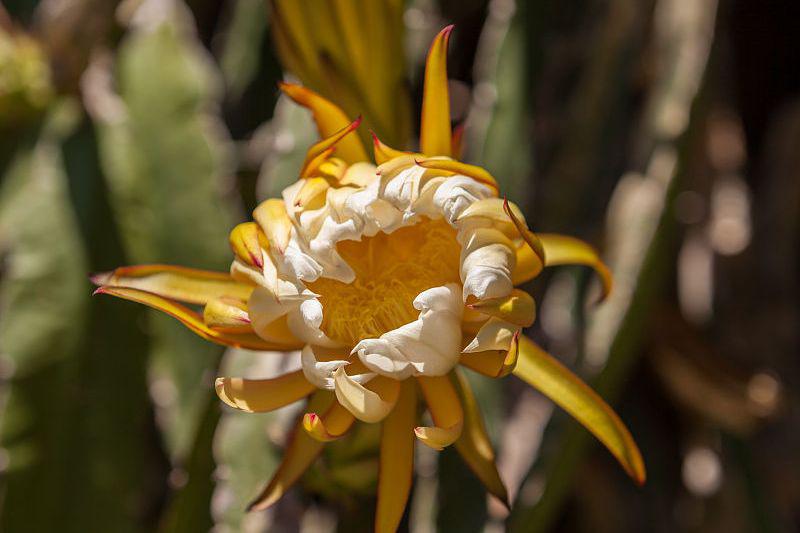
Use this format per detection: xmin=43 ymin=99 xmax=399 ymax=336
xmin=92 ymin=287 xmax=108 ymax=296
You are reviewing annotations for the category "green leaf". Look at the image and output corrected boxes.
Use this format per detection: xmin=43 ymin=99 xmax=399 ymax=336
xmin=93 ymin=4 xmax=235 ymax=459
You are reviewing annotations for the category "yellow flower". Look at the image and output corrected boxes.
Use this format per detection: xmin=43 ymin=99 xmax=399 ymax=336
xmin=93 ymin=26 xmax=644 ymax=532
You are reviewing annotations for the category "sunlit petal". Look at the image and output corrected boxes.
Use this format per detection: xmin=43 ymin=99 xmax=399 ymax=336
xmin=334 ymin=368 xmax=401 ymax=423
xmin=215 ymin=370 xmax=315 ymax=413
xmin=420 ymin=25 xmax=454 ymax=156
xmin=539 ymin=233 xmax=613 ymax=300
xmin=415 ymin=374 xmax=463 ymax=450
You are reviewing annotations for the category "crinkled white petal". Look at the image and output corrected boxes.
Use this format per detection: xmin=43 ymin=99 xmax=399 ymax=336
xmin=248 ymin=286 xmax=308 ymax=340
xmin=353 ymin=284 xmax=463 ymax=379
xmin=463 ymin=317 xmax=518 ymax=353
xmin=286 ymin=305 xmax=343 ymax=348
xmin=433 ymin=176 xmax=493 ymax=224
xmin=459 ymin=228 xmax=516 ymax=301
xmin=301 ymin=345 xmax=374 ymax=390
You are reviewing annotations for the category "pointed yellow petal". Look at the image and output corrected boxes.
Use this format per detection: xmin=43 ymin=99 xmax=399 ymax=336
xmin=293 ymin=177 xmax=331 ymax=208
xmin=90 ymin=264 xmax=253 ymax=304
xmin=468 ymin=289 xmax=536 ymax=327
xmin=416 ymin=158 xmax=500 ymax=195
xmin=303 ymin=400 xmax=356 ymax=442
xmin=371 ymin=131 xmax=408 ymax=164
xmin=457 ymin=198 xmax=532 ymax=243
xmin=420 ymin=25 xmax=454 ymax=156
xmin=203 ymin=297 xmax=251 ymax=333
xmin=248 ymin=391 xmax=333 ymax=511
xmin=300 ymin=147 xmax=336 ymax=179
xmin=300 ymin=116 xmax=363 ymax=177
xmin=253 ymin=198 xmax=292 ymax=254
xmin=502 ymin=196 xmax=545 ymax=258
xmin=229 ymin=222 xmax=268 ymax=269
xmin=279 ymin=82 xmax=368 ymax=164
xmin=514 ymin=336 xmax=645 ymax=484
xmin=215 ymin=370 xmax=315 ymax=413
xmin=463 ymin=317 xmax=519 ymax=353
xmin=460 ymin=331 xmax=520 ymax=378
xmin=375 ymin=380 xmax=417 ymax=533
xmin=512 ymin=242 xmax=545 ymax=285
xmin=539 ymin=233 xmax=613 ymax=300
xmin=334 ymin=369 xmax=400 ymax=423
xmin=415 ymin=374 xmax=464 ymax=450
xmin=452 ymin=369 xmax=509 ymax=507
xmin=93 ymin=286 xmax=296 ymax=351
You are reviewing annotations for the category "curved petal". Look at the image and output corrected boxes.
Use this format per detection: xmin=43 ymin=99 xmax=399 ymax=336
xmin=452 ymin=369 xmax=509 ymax=507
xmin=279 ymin=82 xmax=368 ymax=164
xmin=511 ymin=242 xmax=545 ymax=285
xmin=229 ymin=222 xmax=268 ymax=269
xmin=467 ymin=289 xmax=536 ymax=327
xmin=460 ymin=331 xmax=519 ymax=378
xmin=334 ymin=369 xmax=401 ymax=423
xmin=93 ymin=286 xmax=296 ymax=351
xmin=371 ymin=131 xmax=409 ymax=164
xmin=203 ymin=297 xmax=251 ymax=333
xmin=253 ymin=198 xmax=292 ymax=254
xmin=215 ymin=370 xmax=315 ymax=413
xmin=415 ymin=374 xmax=463 ymax=450
xmin=90 ymin=264 xmax=253 ymax=305
xmin=300 ymin=116 xmax=363 ymax=177
xmin=248 ymin=391 xmax=333 ymax=511
xmin=514 ymin=336 xmax=645 ymax=484
xmin=415 ymin=158 xmax=499 ymax=195
xmin=420 ymin=25 xmax=454 ymax=156
xmin=303 ymin=400 xmax=356 ymax=442
xmin=539 ymin=233 xmax=613 ymax=300
xmin=463 ymin=317 xmax=519 ymax=353
xmin=375 ymin=380 xmax=417 ymax=533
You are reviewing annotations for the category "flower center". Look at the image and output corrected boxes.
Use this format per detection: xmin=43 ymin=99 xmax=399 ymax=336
xmin=306 ymin=218 xmax=461 ymax=347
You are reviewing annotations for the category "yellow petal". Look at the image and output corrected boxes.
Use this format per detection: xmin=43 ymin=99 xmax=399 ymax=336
xmin=539 ymin=233 xmax=613 ymax=300
xmin=300 ymin=147 xmax=336 ymax=180
xmin=463 ymin=317 xmax=519 ymax=353
xmin=460 ymin=331 xmax=520 ymax=378
xmin=90 ymin=264 xmax=253 ymax=305
xmin=293 ymin=177 xmax=331 ymax=208
xmin=512 ymin=242 xmax=545 ymax=285
xmin=278 ymin=82 xmax=368 ymax=164
xmin=375 ymin=380 xmax=417 ymax=533
xmin=467 ymin=289 xmax=536 ymax=327
xmin=514 ymin=336 xmax=645 ymax=484
xmin=93 ymin=286 xmax=296 ymax=351
xmin=229 ymin=222 xmax=268 ymax=269
xmin=420 ymin=25 xmax=454 ymax=156
xmin=334 ymin=368 xmax=400 ymax=423
xmin=300 ymin=116 xmax=363 ymax=178
xmin=203 ymin=297 xmax=251 ymax=333
xmin=303 ymin=400 xmax=356 ymax=442
xmin=371 ymin=131 xmax=408 ymax=164
xmin=253 ymin=198 xmax=292 ymax=254
xmin=415 ymin=374 xmax=464 ymax=450
xmin=452 ymin=368 xmax=509 ymax=506
xmin=457 ymin=198 xmax=527 ymax=240
xmin=415 ymin=158 xmax=500 ymax=195
xmin=503 ymin=198 xmax=546 ymax=263
xmin=215 ymin=370 xmax=315 ymax=412
xmin=248 ymin=391 xmax=333 ymax=511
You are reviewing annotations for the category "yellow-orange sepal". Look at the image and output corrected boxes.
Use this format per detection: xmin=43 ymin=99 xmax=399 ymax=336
xmin=253 ymin=198 xmax=292 ymax=254
xmin=93 ymin=286 xmax=296 ymax=351
xmin=299 ymin=116 xmax=363 ymax=178
xmin=415 ymin=374 xmax=464 ymax=450
xmin=514 ymin=335 xmax=645 ymax=485
xmin=229 ymin=222 xmax=267 ymax=269
xmin=375 ymin=380 xmax=417 ymax=533
xmin=461 ymin=330 xmax=520 ymax=378
xmin=420 ymin=25 xmax=454 ymax=156
xmin=279 ymin=81 xmax=368 ymax=164
xmin=215 ymin=370 xmax=315 ymax=413
xmin=538 ymin=233 xmax=613 ymax=301
xmin=468 ymin=289 xmax=536 ymax=327
xmin=203 ymin=297 xmax=251 ymax=333
xmin=334 ymin=369 xmax=400 ymax=423
xmin=371 ymin=131 xmax=408 ymax=164
xmin=303 ymin=401 xmax=356 ymax=442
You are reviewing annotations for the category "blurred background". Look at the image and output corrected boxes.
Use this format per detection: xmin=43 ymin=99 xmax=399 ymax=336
xmin=0 ymin=0 xmax=798 ymax=531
